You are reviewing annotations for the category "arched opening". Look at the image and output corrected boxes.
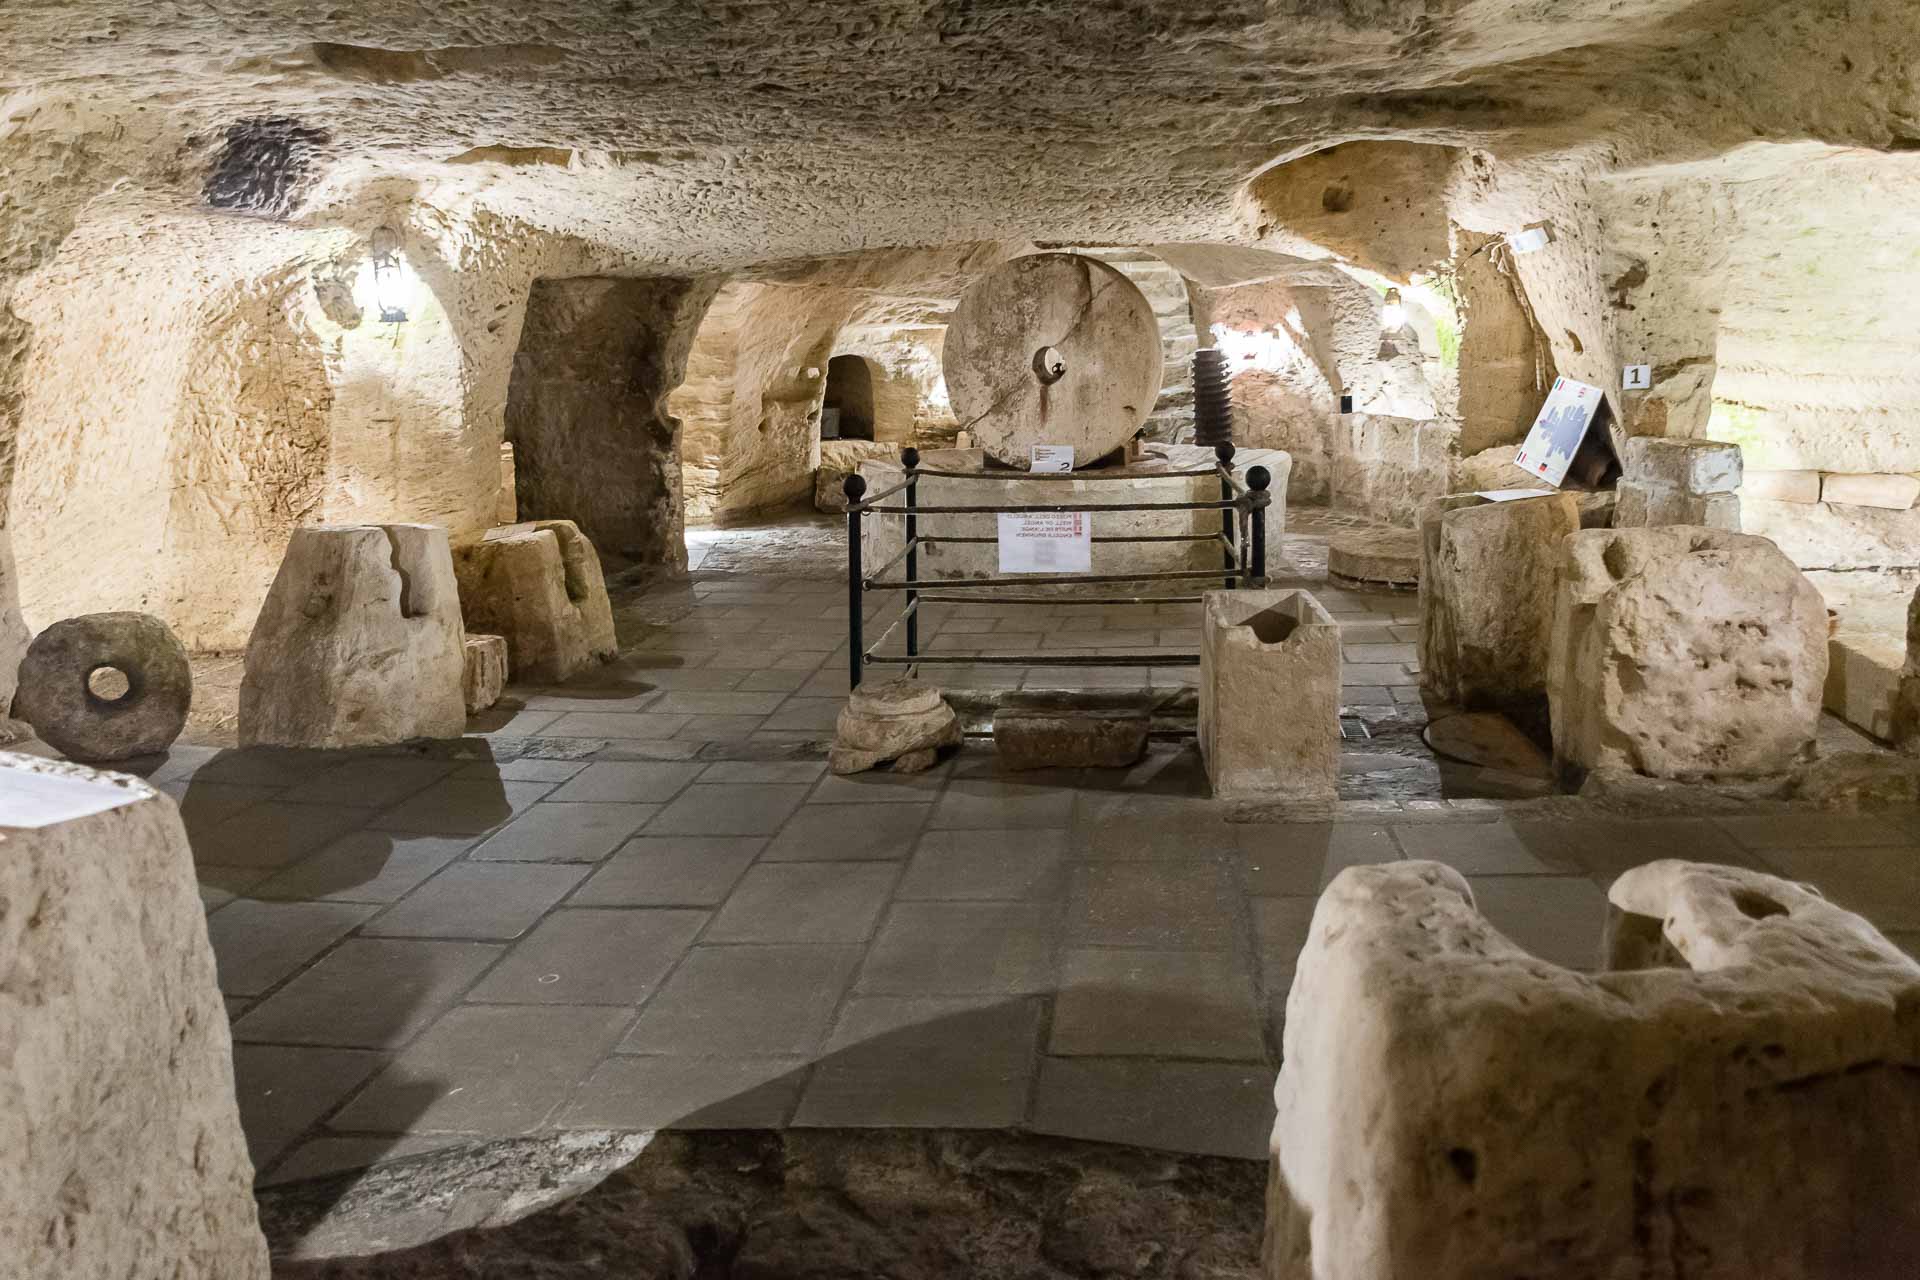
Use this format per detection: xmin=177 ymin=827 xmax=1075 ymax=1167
xmin=821 ymin=354 xmax=877 ymax=441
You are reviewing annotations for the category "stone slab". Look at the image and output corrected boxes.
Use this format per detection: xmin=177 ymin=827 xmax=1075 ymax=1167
xmin=991 ymin=690 xmax=1152 ymax=770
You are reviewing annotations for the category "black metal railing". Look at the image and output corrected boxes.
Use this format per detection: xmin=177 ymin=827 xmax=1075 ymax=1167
xmin=843 ymin=445 xmax=1272 ymax=688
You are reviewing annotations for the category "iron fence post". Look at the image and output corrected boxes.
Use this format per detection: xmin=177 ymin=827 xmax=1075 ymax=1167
xmin=844 ymin=473 xmax=867 ymax=689
xmin=1215 ymin=442 xmax=1236 ymax=589
xmin=903 ymin=447 xmax=920 ymax=660
xmin=1247 ymin=465 xmax=1271 ymax=587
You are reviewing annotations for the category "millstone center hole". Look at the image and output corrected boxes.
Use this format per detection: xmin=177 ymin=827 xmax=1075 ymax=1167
xmin=86 ymin=665 xmax=133 ymax=704
xmin=1033 ymin=345 xmax=1067 ymax=385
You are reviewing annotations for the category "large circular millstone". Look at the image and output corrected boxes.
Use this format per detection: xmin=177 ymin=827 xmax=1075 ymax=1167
xmin=13 ymin=612 xmax=192 ymax=761
xmin=943 ymin=253 xmax=1163 ymax=469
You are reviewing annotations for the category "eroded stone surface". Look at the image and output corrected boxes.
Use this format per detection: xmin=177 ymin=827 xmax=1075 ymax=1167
xmin=11 ymin=610 xmax=191 ymax=761
xmin=1267 ymin=858 xmax=1920 ymax=1280
xmin=992 ymin=691 xmax=1152 ymax=770
xmin=461 ymin=633 xmax=507 ymax=715
xmin=1418 ymin=492 xmax=1580 ymax=716
xmin=262 ymin=1130 xmax=1263 ymax=1278
xmin=453 ymin=520 xmax=617 ymax=685
xmin=830 ymin=678 xmax=962 ymax=774
xmin=240 ymin=524 xmax=466 ymax=748
xmin=0 ymin=754 xmax=269 ymax=1280
xmin=1200 ymin=589 xmax=1339 ymax=800
xmin=1548 ymin=526 xmax=1826 ymax=779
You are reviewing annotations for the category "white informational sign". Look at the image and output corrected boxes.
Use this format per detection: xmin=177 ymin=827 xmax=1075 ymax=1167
xmin=998 ymin=512 xmax=1092 ymax=574
xmin=1514 ymin=376 xmax=1604 ymax=487
xmin=1622 ymin=364 xmax=1651 ymax=391
xmin=0 ymin=761 xmax=144 ymax=830
xmin=1508 ymin=226 xmax=1551 ymax=254
xmin=1029 ymin=444 xmax=1074 ymax=473
xmin=1475 ymin=488 xmax=1558 ymax=503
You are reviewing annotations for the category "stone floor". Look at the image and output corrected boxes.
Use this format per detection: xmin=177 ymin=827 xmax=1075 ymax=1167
xmin=151 ymin=510 xmax=1920 ymax=1195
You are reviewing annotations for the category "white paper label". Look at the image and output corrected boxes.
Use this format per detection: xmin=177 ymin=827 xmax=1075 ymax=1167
xmin=1508 ymin=226 xmax=1550 ymax=254
xmin=998 ymin=512 xmax=1092 ymax=574
xmin=1622 ymin=364 xmax=1651 ymax=390
xmin=0 ymin=762 xmax=145 ymax=829
xmin=1475 ymin=488 xmax=1558 ymax=503
xmin=1029 ymin=444 xmax=1074 ymax=473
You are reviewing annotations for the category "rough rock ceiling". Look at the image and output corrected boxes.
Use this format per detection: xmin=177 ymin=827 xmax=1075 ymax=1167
xmin=5 ymin=0 xmax=1917 ymax=268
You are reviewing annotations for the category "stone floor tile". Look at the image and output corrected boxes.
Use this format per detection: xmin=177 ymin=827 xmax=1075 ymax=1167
xmin=806 ymin=763 xmax=951 ymax=803
xmin=469 ymin=802 xmax=658 ymax=862
xmin=1715 ymin=812 xmax=1914 ymax=850
xmin=560 ymin=1056 xmax=808 ymax=1130
xmin=1343 ymin=642 xmax=1419 ymax=663
xmin=1024 ymin=667 xmax=1148 ymax=689
xmin=189 ymin=747 xmax=349 ymax=788
xmin=1467 ymin=875 xmax=1613 ymax=970
xmin=1250 ymin=896 xmax=1318 ymax=991
xmin=196 ymin=864 xmax=273 ymax=907
xmin=279 ymin=758 xmax=459 ymax=809
xmin=1341 ymin=662 xmax=1416 ymax=685
xmin=1234 ymin=823 xmax=1391 ymax=895
xmin=517 ymin=694 xmax=665 ymax=713
xmin=1508 ymin=818 xmax=1756 ymax=882
xmin=252 ymin=833 xmax=476 ymax=903
xmin=760 ymin=697 xmax=845 ymax=732
xmin=1753 ymin=847 xmax=1920 ymax=931
xmin=170 ymin=782 xmax=288 ymax=830
xmin=332 ymin=1004 xmax=630 ymax=1135
xmin=1067 ymin=861 xmax=1242 ymax=949
xmin=465 ymin=907 xmax=707 ymax=1004
xmin=188 ymin=801 xmax=378 ymax=869
xmin=1050 ymin=948 xmax=1266 ymax=1061
xmin=736 ymin=669 xmax=811 ymax=692
xmin=453 ymin=758 xmax=590 ymax=784
xmin=856 ymin=902 xmax=1058 ymax=995
xmin=208 ymin=900 xmax=379 ymax=996
xmin=231 ymin=1043 xmax=387 ymax=1169
xmin=540 ymin=711 xmax=694 ymax=739
xmin=929 ymin=777 xmax=1077 ymax=830
xmin=697 ymin=760 xmax=828 ymax=784
xmin=569 ymin=837 xmax=764 ymax=907
xmin=370 ymin=779 xmax=555 ymax=837
xmin=895 ymin=830 xmax=1069 ymax=900
xmin=545 ymin=761 xmax=706 ymax=803
xmin=672 ymin=714 xmax=770 ymax=740
xmin=620 ymin=944 xmax=862 ymax=1056
xmin=1390 ymin=821 xmax=1561 ymax=875
xmin=232 ymin=938 xmax=504 ymax=1048
xmin=647 ymin=783 xmax=811 ymax=836
xmin=763 ymin=803 xmax=930 ymax=861
xmin=646 ymin=690 xmax=787 ymax=717
xmin=1075 ymin=798 xmax=1238 ymax=860
xmin=794 ymin=995 xmax=1041 ymax=1128
xmin=475 ymin=707 xmax=563 ymax=737
xmin=703 ymin=863 xmax=899 ymax=944
xmin=363 ymin=863 xmax=589 ymax=939
xmin=1028 ymin=1057 xmax=1273 ymax=1159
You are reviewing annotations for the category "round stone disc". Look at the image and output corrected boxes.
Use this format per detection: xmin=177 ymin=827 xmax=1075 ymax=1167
xmin=943 ymin=253 xmax=1163 ymax=469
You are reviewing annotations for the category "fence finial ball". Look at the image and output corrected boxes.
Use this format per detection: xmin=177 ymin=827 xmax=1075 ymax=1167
xmin=901 ymin=447 xmax=921 ymax=469
xmin=1247 ymin=465 xmax=1271 ymax=491
xmin=1215 ymin=442 xmax=1236 ymax=466
xmin=843 ymin=473 xmax=868 ymax=501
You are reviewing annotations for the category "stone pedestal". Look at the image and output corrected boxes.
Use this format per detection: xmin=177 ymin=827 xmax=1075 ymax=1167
xmin=1266 ymin=858 xmax=1920 ymax=1280
xmin=1326 ymin=528 xmax=1419 ymax=589
xmin=240 ymin=524 xmax=466 ymax=748
xmin=453 ymin=520 xmax=617 ymax=684
xmin=1548 ymin=526 xmax=1827 ymax=779
xmin=830 ymin=679 xmax=961 ymax=774
xmin=1418 ymin=492 xmax=1580 ymax=715
xmin=992 ymin=691 xmax=1151 ymax=770
xmin=0 ymin=754 xmax=269 ymax=1279
xmin=462 ymin=634 xmax=508 ymax=715
xmin=1615 ymin=437 xmax=1742 ymax=531
xmin=1199 ymin=589 xmax=1339 ymax=800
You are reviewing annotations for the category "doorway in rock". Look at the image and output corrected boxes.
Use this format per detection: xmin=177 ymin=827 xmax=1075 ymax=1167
xmin=821 ymin=354 xmax=877 ymax=441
